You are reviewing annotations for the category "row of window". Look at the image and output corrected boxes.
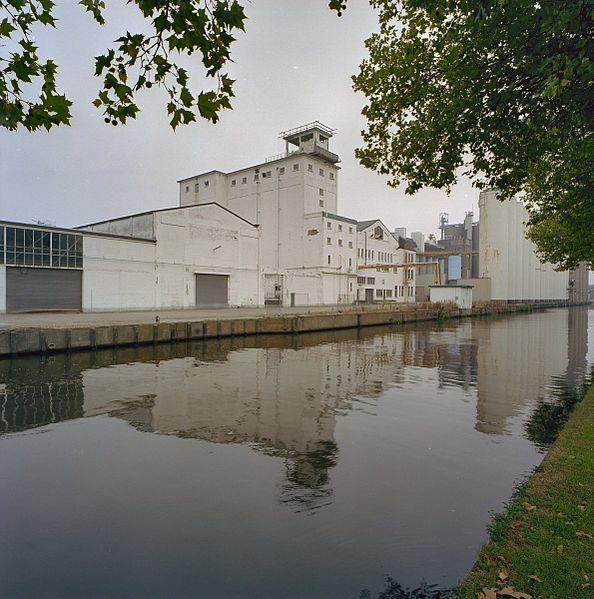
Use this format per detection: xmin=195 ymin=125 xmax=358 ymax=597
xmin=0 ymin=226 xmax=83 ymax=269
xmin=375 ymin=286 xmax=414 ymax=298
xmin=326 ymin=255 xmax=353 ymax=267
xmin=185 ymin=164 xmax=337 ymax=193
xmin=326 ymin=222 xmax=354 ymax=234
xmin=326 ymin=238 xmax=354 ymax=249
xmin=358 ymin=248 xmax=395 ymax=263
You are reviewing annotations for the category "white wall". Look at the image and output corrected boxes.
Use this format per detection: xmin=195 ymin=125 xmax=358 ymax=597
xmin=82 ymin=204 xmax=261 ymax=311
xmin=430 ymin=286 xmax=473 ymax=309
xmin=479 ymin=191 xmax=568 ymax=301
xmin=0 ymin=265 xmax=6 ymax=313
xmin=82 ymin=235 xmax=157 ymax=311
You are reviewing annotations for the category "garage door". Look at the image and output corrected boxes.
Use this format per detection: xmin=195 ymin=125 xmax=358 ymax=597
xmin=6 ymin=267 xmax=82 ymax=312
xmin=195 ymin=274 xmax=229 ymax=308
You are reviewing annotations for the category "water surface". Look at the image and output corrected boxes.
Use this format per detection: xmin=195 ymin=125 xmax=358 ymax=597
xmin=1 ymin=307 xmax=592 ymax=598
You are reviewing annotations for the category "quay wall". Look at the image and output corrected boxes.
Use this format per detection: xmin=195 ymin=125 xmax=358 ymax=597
xmin=0 ymin=301 xmax=584 ymax=358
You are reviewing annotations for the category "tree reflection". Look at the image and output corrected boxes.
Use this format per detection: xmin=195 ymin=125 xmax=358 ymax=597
xmin=359 ymin=576 xmax=451 ymax=599
xmin=525 ymin=368 xmax=593 ymax=451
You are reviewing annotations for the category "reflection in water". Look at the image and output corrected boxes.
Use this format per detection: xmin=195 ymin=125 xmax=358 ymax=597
xmin=0 ymin=307 xmax=592 ymax=597
xmin=0 ymin=307 xmax=591 ymax=515
xmin=360 ymin=577 xmax=451 ymax=599
xmin=526 ymin=369 xmax=594 ymax=450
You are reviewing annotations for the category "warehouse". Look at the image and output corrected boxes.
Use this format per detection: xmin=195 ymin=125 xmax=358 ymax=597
xmin=0 ymin=203 xmax=261 ymax=313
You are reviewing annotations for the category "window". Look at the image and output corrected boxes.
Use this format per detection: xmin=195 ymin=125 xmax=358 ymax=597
xmin=327 ymin=222 xmax=332 ymax=229
xmin=327 ymin=255 xmax=331 ymax=265
xmin=350 ymin=282 xmax=353 ymax=291
xmin=204 ymin=180 xmax=209 ymax=187
xmin=319 ymin=168 xmax=324 ymax=176
xmin=319 ymin=200 xmax=324 ymax=207
xmin=279 ymin=167 xmax=285 ymax=175
xmin=386 ymin=289 xmax=392 ymax=298
xmin=338 ymin=224 xmax=342 ymax=231
xmin=349 ymin=226 xmax=353 ymax=234
xmin=185 ymin=185 xmax=189 ymax=192
xmin=293 ymin=163 xmax=299 ymax=171
xmin=367 ymin=277 xmax=375 ymax=285
xmin=348 ymin=241 xmax=353 ymax=249
xmin=327 ymin=237 xmax=332 ymax=245
xmin=242 ymin=177 xmax=247 ymax=184
xmin=231 ymin=179 xmax=236 ymax=186
xmin=376 ymin=289 xmax=383 ymax=298
xmin=308 ymin=164 xmax=313 ymax=172
xmin=348 ymin=258 xmax=352 ymax=268
xmin=338 ymin=239 xmax=343 ymax=247
xmin=4 ymin=225 xmax=82 ymax=269
xmin=262 ymin=171 xmax=271 ymax=178
xmin=254 ymin=174 xmax=259 ymax=181
xmin=329 ymin=172 xmax=335 ymax=180
xmin=0 ymin=225 xmax=3 ymax=265
xmin=357 ymin=277 xmax=366 ymax=285
xmin=319 ymin=189 xmax=325 ymax=198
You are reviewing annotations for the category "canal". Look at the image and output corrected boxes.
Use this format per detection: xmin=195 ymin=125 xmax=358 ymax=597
xmin=1 ymin=306 xmax=592 ymax=598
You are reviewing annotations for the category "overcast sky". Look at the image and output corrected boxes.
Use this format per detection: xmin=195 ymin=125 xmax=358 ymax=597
xmin=0 ymin=0 xmax=499 ymax=237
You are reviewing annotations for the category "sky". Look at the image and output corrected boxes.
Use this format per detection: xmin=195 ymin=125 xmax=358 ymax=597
xmin=0 ymin=0 xmax=480 ymax=239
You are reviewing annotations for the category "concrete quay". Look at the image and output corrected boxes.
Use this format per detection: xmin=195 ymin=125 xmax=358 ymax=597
xmin=0 ymin=301 xmax=576 ymax=358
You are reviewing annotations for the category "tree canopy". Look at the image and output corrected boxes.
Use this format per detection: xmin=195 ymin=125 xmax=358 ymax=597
xmin=353 ymin=0 xmax=593 ymax=268
xmin=0 ymin=0 xmax=345 ymax=130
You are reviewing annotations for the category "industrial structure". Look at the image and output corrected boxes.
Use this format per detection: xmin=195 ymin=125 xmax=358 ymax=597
xmin=0 ymin=123 xmax=589 ymax=313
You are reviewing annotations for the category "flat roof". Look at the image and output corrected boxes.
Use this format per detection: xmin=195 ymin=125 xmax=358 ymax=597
xmin=429 ymin=284 xmax=474 ymax=289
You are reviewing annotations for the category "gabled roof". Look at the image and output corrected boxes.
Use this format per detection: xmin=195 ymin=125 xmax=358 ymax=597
xmin=357 ymin=219 xmax=384 ymax=232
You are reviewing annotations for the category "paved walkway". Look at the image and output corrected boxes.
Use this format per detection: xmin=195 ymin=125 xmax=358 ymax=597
xmin=0 ymin=304 xmax=414 ymax=330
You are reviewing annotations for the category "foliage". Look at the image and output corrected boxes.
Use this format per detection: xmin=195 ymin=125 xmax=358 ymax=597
xmin=353 ymin=1 xmax=594 ymax=268
xmin=0 ymin=1 xmax=346 ymax=130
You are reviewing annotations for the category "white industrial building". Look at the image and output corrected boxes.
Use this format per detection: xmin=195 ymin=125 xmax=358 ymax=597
xmin=478 ymin=190 xmax=571 ymax=302
xmin=0 ymin=123 xmax=421 ymax=313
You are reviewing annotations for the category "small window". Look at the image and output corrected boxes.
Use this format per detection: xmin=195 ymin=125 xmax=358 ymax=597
xmin=319 ymin=168 xmax=324 ymax=176
xmin=319 ymin=188 xmax=324 ymax=196
xmin=308 ymin=164 xmax=313 ymax=172
xmin=231 ymin=180 xmax=236 ymax=186
xmin=204 ymin=180 xmax=209 ymax=187
xmin=327 ymin=222 xmax=332 ymax=229
xmin=254 ymin=174 xmax=259 ymax=181
xmin=349 ymin=227 xmax=353 ymax=234
xmin=350 ymin=282 xmax=353 ymax=291
xmin=338 ymin=239 xmax=343 ymax=247
xmin=279 ymin=167 xmax=285 ymax=175
xmin=242 ymin=177 xmax=247 ymax=184
xmin=338 ymin=224 xmax=342 ymax=231
xmin=293 ymin=164 xmax=299 ymax=171
xmin=329 ymin=172 xmax=335 ymax=180
xmin=327 ymin=255 xmax=331 ymax=265
xmin=185 ymin=185 xmax=189 ymax=192
xmin=357 ymin=277 xmax=366 ymax=284
xmin=348 ymin=241 xmax=353 ymax=249
xmin=327 ymin=237 xmax=332 ymax=245
xmin=319 ymin=200 xmax=324 ymax=207
xmin=348 ymin=258 xmax=352 ymax=267
xmin=367 ymin=277 xmax=375 ymax=285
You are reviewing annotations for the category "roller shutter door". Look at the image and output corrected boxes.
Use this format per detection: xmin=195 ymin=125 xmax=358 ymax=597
xmin=195 ymin=274 xmax=228 ymax=308
xmin=6 ymin=267 xmax=82 ymax=312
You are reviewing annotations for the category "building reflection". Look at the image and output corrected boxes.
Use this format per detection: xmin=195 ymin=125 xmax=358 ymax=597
xmin=0 ymin=307 xmax=590 ymax=511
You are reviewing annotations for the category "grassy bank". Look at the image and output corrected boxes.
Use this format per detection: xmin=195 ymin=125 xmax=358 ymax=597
xmin=455 ymin=380 xmax=594 ymax=599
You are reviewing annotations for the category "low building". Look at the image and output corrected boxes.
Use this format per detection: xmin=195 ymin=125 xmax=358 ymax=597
xmin=429 ymin=285 xmax=473 ymax=309
xmin=0 ymin=203 xmax=260 ymax=313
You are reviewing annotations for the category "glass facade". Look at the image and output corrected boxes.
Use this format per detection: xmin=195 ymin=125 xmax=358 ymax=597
xmin=0 ymin=225 xmax=83 ymax=269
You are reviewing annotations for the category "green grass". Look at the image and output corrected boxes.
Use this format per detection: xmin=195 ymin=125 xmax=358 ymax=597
xmin=454 ymin=383 xmax=594 ymax=599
